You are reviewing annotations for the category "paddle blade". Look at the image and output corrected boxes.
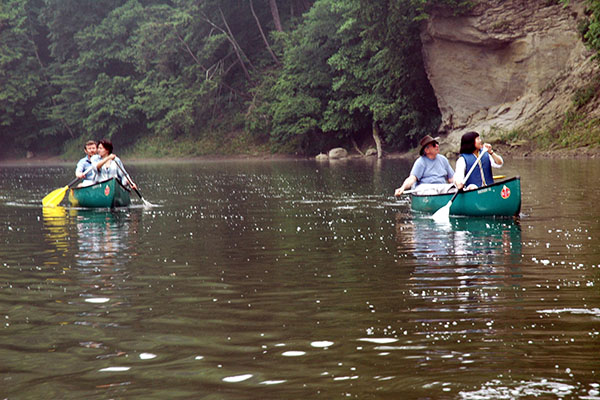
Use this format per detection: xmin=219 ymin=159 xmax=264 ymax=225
xmin=42 ymin=186 xmax=69 ymax=207
xmin=432 ymin=201 xmax=451 ymax=222
xmin=141 ymin=198 xmax=155 ymax=208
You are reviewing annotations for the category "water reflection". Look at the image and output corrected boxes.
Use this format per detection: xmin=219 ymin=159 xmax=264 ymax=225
xmin=394 ymin=213 xmax=524 ymax=349
xmin=42 ymin=207 xmax=137 ymax=269
xmin=5 ymin=160 xmax=600 ymax=398
xmin=73 ymin=209 xmax=136 ymax=268
xmin=42 ymin=206 xmax=70 ymax=261
xmin=395 ymin=213 xmax=522 ymax=266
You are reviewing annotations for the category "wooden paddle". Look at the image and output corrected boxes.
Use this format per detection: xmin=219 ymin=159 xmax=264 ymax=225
xmin=432 ymin=148 xmax=487 ymax=222
xmin=114 ymin=160 xmax=153 ymax=207
xmin=42 ymin=166 xmax=94 ymax=207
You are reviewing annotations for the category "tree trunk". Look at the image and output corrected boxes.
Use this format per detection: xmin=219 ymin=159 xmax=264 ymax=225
xmin=372 ymin=121 xmax=383 ymax=159
xmin=250 ymin=0 xmax=280 ymax=65
xmin=29 ymin=35 xmax=75 ymax=139
xmin=351 ymin=138 xmax=364 ymax=156
xmin=201 ymin=9 xmax=253 ymax=81
xmin=269 ymin=0 xmax=283 ymax=32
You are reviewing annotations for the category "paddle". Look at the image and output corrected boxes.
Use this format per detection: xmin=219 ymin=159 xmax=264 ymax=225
xmin=432 ymin=147 xmax=487 ymax=222
xmin=114 ymin=160 xmax=153 ymax=208
xmin=42 ymin=166 xmax=94 ymax=207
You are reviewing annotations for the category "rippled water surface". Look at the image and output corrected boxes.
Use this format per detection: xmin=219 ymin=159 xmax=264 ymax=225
xmin=1 ymin=158 xmax=599 ymax=399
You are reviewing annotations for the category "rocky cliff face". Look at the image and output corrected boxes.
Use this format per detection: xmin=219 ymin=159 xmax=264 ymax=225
xmin=420 ymin=0 xmax=599 ymax=150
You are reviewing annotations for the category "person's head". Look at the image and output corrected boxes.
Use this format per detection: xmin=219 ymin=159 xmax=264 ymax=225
xmin=83 ymin=140 xmax=97 ymax=157
xmin=97 ymin=139 xmax=113 ymax=157
xmin=459 ymin=131 xmax=482 ymax=154
xmin=419 ymin=135 xmax=440 ymax=158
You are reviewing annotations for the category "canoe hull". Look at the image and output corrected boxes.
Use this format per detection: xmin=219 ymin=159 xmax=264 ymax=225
xmin=410 ymin=177 xmax=521 ymax=217
xmin=69 ymin=178 xmax=131 ymax=208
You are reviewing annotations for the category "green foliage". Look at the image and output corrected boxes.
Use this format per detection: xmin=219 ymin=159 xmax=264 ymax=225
xmin=572 ymin=76 xmax=600 ymax=108
xmin=8 ymin=0 xmax=594 ymax=158
xmin=583 ymin=0 xmax=600 ymax=56
xmin=247 ymin=0 xmax=442 ymax=154
xmin=0 ymin=0 xmax=42 ymax=126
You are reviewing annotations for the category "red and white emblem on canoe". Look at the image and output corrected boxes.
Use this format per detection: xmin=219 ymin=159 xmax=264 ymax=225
xmin=104 ymin=185 xmax=110 ymax=196
xmin=500 ymin=185 xmax=510 ymax=199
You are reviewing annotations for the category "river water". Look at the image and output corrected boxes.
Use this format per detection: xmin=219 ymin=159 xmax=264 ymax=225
xmin=1 ymin=158 xmax=599 ymax=399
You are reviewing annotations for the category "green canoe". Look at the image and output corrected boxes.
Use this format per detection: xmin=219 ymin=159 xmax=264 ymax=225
xmin=410 ymin=176 xmax=521 ymax=217
xmin=68 ymin=178 xmax=131 ymax=208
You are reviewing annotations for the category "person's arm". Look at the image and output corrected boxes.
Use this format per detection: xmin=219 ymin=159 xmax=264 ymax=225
xmin=395 ymin=175 xmax=417 ymax=196
xmin=484 ymin=144 xmax=503 ymax=167
xmin=76 ymin=160 xmax=86 ymax=179
xmin=115 ymin=157 xmax=138 ymax=189
xmin=453 ymin=157 xmax=466 ymax=189
xmin=95 ymin=154 xmax=116 ymax=170
xmin=444 ymin=157 xmax=455 ymax=184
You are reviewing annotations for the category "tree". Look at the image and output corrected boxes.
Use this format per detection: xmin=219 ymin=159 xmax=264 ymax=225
xmin=249 ymin=0 xmax=441 ymax=155
xmin=0 ymin=0 xmax=47 ymax=152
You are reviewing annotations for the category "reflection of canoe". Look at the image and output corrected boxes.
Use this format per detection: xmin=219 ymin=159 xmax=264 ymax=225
xmin=410 ymin=177 xmax=521 ymax=217
xmin=68 ymin=178 xmax=131 ymax=208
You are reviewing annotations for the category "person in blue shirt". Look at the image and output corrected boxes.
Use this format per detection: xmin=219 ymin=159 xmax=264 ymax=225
xmin=394 ymin=135 xmax=456 ymax=196
xmin=75 ymin=140 xmax=100 ymax=186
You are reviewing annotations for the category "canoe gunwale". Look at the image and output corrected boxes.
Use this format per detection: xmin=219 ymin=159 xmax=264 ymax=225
xmin=71 ymin=177 xmax=132 ymax=194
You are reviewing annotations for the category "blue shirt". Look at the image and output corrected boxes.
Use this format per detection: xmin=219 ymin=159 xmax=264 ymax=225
xmin=76 ymin=154 xmax=100 ymax=182
xmin=410 ymin=155 xmax=454 ymax=185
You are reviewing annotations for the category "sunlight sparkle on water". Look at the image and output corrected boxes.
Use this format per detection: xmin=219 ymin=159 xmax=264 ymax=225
xmin=311 ymin=341 xmax=334 ymax=348
xmin=281 ymin=351 xmax=306 ymax=357
xmin=85 ymin=297 xmax=110 ymax=303
xmin=222 ymin=374 xmax=253 ymax=383
xmin=99 ymin=367 xmax=131 ymax=372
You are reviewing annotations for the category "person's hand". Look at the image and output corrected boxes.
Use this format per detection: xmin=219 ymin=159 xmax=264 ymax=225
xmin=76 ymin=172 xmax=85 ymax=179
xmin=455 ymin=182 xmax=464 ymax=190
xmin=394 ymin=187 xmax=404 ymax=197
xmin=483 ymin=143 xmax=493 ymax=153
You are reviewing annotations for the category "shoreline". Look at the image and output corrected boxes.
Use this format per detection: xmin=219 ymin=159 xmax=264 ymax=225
xmin=1 ymin=144 xmax=598 ymax=166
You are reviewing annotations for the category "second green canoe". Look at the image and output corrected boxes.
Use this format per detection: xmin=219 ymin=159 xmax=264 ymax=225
xmin=68 ymin=177 xmax=131 ymax=208
xmin=410 ymin=177 xmax=521 ymax=217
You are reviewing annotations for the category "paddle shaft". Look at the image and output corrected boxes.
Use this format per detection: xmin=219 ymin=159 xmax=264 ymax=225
xmin=431 ymin=148 xmax=488 ymax=220
xmin=41 ymin=165 xmax=96 ymax=207
xmin=113 ymin=159 xmax=144 ymax=200
xmin=448 ymin=148 xmax=487 ymax=202
xmin=460 ymin=147 xmax=487 ymax=188
xmin=71 ymin=165 xmax=96 ymax=187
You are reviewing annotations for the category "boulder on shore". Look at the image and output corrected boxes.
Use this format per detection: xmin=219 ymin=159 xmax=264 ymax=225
xmin=365 ymin=148 xmax=378 ymax=157
xmin=328 ymin=148 xmax=348 ymax=160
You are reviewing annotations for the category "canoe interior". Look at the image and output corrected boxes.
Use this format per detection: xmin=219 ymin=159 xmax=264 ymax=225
xmin=410 ymin=176 xmax=521 ymax=217
xmin=69 ymin=177 xmax=131 ymax=208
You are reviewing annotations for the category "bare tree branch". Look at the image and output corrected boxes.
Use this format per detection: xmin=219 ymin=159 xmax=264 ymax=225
xmin=199 ymin=10 xmax=252 ymax=81
xmin=269 ymin=0 xmax=283 ymax=32
xmin=249 ymin=0 xmax=280 ymax=66
xmin=174 ymin=29 xmax=207 ymax=72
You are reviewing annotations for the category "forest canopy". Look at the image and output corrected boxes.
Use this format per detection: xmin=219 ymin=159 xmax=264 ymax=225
xmin=1 ymin=0 xmax=599 ymax=158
